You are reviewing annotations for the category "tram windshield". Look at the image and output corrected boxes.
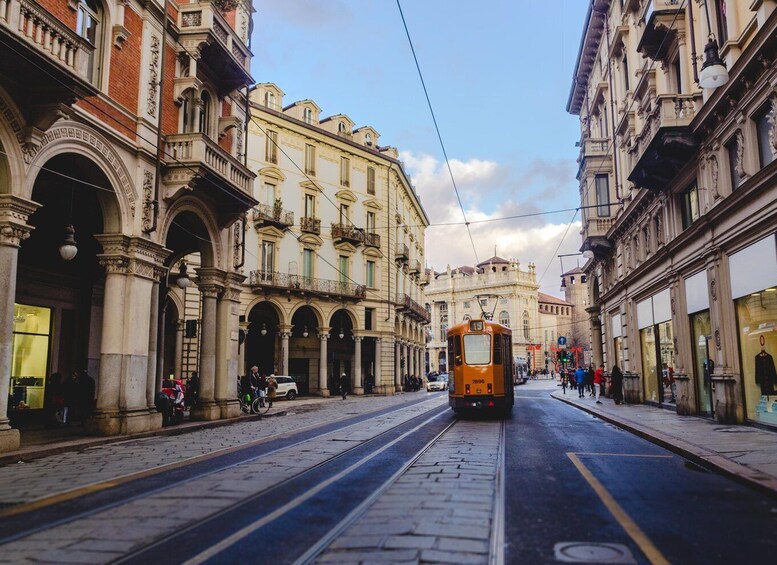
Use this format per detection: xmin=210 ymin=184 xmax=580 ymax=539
xmin=463 ymin=334 xmax=491 ymax=365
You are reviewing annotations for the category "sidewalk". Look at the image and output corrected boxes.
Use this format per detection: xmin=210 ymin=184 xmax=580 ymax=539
xmin=0 ymin=395 xmax=330 ymax=467
xmin=551 ymin=383 xmax=777 ymax=497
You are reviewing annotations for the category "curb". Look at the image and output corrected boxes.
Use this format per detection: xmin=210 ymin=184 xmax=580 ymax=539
xmin=551 ymin=392 xmax=777 ymax=498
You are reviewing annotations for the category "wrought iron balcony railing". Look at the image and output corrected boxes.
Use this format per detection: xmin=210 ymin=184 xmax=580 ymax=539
xmin=249 ymin=270 xmax=366 ymax=300
xmin=252 ymin=203 xmax=293 ymax=229
xmin=331 ymin=223 xmax=365 ymax=245
xmin=301 ymin=216 xmax=321 ymax=235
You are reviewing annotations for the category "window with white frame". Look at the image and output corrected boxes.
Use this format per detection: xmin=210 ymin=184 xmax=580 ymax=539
xmin=305 ymin=143 xmax=316 ymax=175
xmin=340 ymin=157 xmax=350 ymax=187
xmin=265 ymin=130 xmax=278 ymax=164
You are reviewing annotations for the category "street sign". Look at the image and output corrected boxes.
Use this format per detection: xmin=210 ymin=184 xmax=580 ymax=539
xmin=558 ymin=336 xmax=567 ymax=346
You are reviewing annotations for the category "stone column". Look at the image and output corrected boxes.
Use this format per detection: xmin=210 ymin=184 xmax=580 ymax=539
xmin=705 ymin=249 xmax=743 ymax=423
xmin=88 ymin=256 xmax=128 ymax=435
xmin=318 ymin=330 xmax=330 ymax=397
xmin=146 ymin=274 xmax=161 ymax=409
xmin=394 ymin=339 xmax=402 ymax=391
xmin=0 ymin=195 xmax=38 ymax=453
xmin=353 ymin=336 xmax=363 ymax=395
xmin=279 ymin=325 xmax=292 ymax=376
xmin=190 ymin=275 xmax=221 ymax=420
xmin=588 ymin=306 xmax=602 ymax=367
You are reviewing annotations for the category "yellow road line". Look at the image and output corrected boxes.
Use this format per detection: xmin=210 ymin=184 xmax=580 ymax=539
xmin=567 ymin=452 xmax=670 ymax=565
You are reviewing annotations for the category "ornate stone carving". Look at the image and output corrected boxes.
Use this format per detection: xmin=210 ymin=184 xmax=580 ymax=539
xmin=734 ymin=129 xmax=747 ymax=180
xmin=147 ymin=35 xmax=161 ymax=118
xmin=99 ymin=256 xmax=129 ymax=274
xmin=25 ymin=124 xmax=136 ymax=208
xmin=142 ymin=170 xmax=154 ymax=233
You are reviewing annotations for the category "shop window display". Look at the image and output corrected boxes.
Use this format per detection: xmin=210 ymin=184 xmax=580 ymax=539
xmin=737 ymin=288 xmax=777 ymax=425
xmin=10 ymin=304 xmax=52 ymax=411
xmin=640 ymin=321 xmax=674 ymax=404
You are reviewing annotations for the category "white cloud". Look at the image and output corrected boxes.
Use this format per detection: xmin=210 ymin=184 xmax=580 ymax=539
xmin=402 ymin=151 xmax=583 ymax=298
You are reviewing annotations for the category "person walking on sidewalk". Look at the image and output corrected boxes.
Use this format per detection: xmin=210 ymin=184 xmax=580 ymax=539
xmin=575 ymin=366 xmax=586 ymax=398
xmin=593 ymin=364 xmax=604 ymax=404
xmin=610 ymin=364 xmax=624 ymax=405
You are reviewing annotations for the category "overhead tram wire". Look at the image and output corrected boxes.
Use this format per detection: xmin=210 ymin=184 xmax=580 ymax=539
xmin=395 ymin=0 xmax=479 ymax=266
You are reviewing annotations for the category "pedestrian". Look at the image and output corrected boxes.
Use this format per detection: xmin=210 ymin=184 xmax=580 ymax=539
xmin=593 ymin=364 xmax=604 ymax=404
xmin=610 ymin=364 xmax=624 ymax=405
xmin=339 ymin=372 xmax=349 ymax=400
xmin=585 ymin=365 xmax=595 ymax=397
xmin=267 ymin=374 xmax=277 ymax=408
xmin=575 ymin=366 xmax=586 ymax=398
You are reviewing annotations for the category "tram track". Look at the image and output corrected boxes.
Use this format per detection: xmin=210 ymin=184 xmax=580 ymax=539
xmin=0 ymin=397 xmax=450 ymax=556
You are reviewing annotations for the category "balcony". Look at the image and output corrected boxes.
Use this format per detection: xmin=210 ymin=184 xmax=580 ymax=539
xmin=627 ymin=93 xmax=702 ymax=191
xmin=0 ymin=0 xmax=98 ymax=131
xmin=364 ymin=232 xmax=380 ymax=249
xmin=163 ymin=132 xmax=257 ymax=226
xmin=637 ymin=1 xmax=685 ymax=61
xmin=177 ymin=0 xmax=253 ymax=94
xmin=300 ymin=216 xmax=321 ymax=235
xmin=395 ymin=243 xmax=409 ymax=263
xmin=331 ymin=223 xmax=364 ymax=246
xmin=395 ymin=293 xmax=431 ymax=324
xmin=252 ymin=203 xmax=293 ymax=231
xmin=249 ymin=270 xmax=366 ymax=301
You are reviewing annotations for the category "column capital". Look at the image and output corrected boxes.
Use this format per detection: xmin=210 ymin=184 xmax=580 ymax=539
xmin=0 ymin=194 xmax=39 ymax=247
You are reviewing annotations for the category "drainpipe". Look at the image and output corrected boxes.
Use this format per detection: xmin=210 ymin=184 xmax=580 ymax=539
xmin=149 ymin=0 xmax=171 ymax=235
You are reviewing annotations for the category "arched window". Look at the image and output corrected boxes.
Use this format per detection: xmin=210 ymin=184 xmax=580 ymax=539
xmin=77 ymin=0 xmax=102 ymax=84
xmin=523 ymin=311 xmax=530 ymax=339
xmin=199 ymin=91 xmax=212 ymax=136
xmin=499 ymin=311 xmax=510 ymax=328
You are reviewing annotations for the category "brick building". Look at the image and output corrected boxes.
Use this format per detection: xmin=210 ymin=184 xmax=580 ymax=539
xmin=0 ymin=0 xmax=256 ymax=452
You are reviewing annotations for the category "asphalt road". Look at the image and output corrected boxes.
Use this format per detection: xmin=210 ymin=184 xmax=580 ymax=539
xmin=505 ymin=383 xmax=777 ymax=564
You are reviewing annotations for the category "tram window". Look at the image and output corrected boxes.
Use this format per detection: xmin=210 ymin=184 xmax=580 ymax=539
xmin=464 ymin=334 xmax=491 ymax=365
xmin=493 ymin=332 xmax=502 ymax=365
xmin=453 ymin=335 xmax=463 ymax=366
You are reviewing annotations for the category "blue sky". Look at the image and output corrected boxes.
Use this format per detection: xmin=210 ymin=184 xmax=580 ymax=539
xmin=251 ymin=0 xmax=590 ymax=296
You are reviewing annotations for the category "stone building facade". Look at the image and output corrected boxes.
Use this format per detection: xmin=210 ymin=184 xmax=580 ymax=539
xmin=240 ymin=83 xmax=430 ymax=396
xmin=568 ymin=0 xmax=777 ymax=425
xmin=424 ymin=257 xmax=540 ymax=374
xmin=1 ymin=0 xmax=256 ymax=451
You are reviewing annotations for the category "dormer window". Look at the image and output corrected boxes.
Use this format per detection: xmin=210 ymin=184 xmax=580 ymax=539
xmin=264 ymin=91 xmax=276 ymax=110
xmin=303 ymin=107 xmax=313 ymax=124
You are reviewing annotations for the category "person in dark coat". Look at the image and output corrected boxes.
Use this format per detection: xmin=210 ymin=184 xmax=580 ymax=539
xmin=610 ymin=365 xmax=624 ymax=405
xmin=339 ymin=372 xmax=349 ymax=400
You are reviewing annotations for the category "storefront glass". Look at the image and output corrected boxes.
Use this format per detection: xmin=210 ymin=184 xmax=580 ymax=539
xmin=640 ymin=321 xmax=674 ymax=404
xmin=691 ymin=311 xmax=713 ymax=416
xmin=736 ymin=288 xmax=777 ymax=425
xmin=10 ymin=304 xmax=52 ymax=410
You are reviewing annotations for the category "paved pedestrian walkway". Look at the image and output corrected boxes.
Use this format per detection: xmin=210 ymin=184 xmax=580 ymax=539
xmin=548 ymin=380 xmax=777 ymax=496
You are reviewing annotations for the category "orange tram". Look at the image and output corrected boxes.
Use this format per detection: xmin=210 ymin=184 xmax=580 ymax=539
xmin=447 ymin=319 xmax=515 ymax=416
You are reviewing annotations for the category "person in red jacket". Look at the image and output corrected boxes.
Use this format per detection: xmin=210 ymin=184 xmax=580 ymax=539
xmin=593 ymin=364 xmax=604 ymax=404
